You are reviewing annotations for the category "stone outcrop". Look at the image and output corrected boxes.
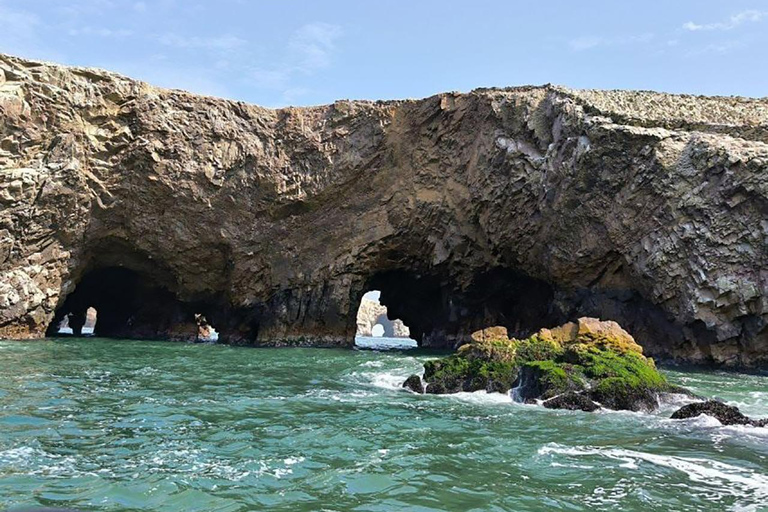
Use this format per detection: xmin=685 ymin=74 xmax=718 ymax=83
xmin=356 ymin=298 xmax=410 ymax=337
xmin=1 ymin=53 xmax=767 ymax=365
xmin=671 ymin=400 xmax=767 ymax=427
xmin=405 ymin=318 xmax=673 ymax=412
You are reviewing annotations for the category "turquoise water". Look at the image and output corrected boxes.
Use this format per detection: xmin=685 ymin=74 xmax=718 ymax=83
xmin=0 ymin=337 xmax=767 ymax=512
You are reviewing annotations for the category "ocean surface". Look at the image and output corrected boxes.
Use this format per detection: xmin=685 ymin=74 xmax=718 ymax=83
xmin=0 ymin=336 xmax=766 ymax=512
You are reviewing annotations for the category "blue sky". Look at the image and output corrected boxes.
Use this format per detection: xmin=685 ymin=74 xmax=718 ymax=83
xmin=1 ymin=1 xmax=766 ymax=106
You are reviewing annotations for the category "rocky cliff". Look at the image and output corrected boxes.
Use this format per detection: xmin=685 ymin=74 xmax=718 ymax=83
xmin=1 ymin=53 xmax=767 ymax=366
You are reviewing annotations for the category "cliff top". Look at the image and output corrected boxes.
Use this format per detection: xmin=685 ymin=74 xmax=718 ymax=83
xmin=2 ymin=52 xmax=766 ymax=131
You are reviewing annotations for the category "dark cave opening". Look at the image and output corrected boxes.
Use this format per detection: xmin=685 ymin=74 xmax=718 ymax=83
xmin=46 ymin=266 xmax=199 ymax=341
xmin=354 ymin=267 xmax=562 ymax=349
xmin=362 ymin=270 xmax=445 ymax=346
xmin=462 ymin=268 xmax=559 ymax=339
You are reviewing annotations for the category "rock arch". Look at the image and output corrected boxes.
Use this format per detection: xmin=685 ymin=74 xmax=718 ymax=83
xmin=356 ymin=298 xmax=410 ymax=338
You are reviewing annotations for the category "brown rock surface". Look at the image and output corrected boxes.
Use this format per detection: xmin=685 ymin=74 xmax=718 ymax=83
xmin=537 ymin=317 xmax=644 ymax=355
xmin=1 ymin=53 xmax=767 ymax=365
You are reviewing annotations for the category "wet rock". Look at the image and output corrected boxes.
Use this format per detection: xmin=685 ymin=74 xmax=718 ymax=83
xmin=512 ymin=361 xmax=585 ymax=402
xmin=590 ymin=382 xmax=660 ymax=413
xmin=671 ymin=400 xmax=768 ymax=427
xmin=416 ymin=318 xmax=676 ymax=412
xmin=421 ymin=326 xmax=520 ymax=394
xmin=402 ymin=374 xmax=425 ymax=394
xmin=543 ymin=392 xmax=600 ymax=412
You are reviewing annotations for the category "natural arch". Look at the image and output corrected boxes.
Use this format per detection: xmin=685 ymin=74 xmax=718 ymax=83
xmin=355 ymin=290 xmax=411 ymax=339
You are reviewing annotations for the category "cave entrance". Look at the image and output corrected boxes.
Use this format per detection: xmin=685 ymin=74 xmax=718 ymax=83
xmin=47 ymin=265 xmax=197 ymax=341
xmin=354 ymin=289 xmax=417 ymax=349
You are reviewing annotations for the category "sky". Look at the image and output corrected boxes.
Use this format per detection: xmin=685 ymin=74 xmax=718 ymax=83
xmin=1 ymin=1 xmax=766 ymax=107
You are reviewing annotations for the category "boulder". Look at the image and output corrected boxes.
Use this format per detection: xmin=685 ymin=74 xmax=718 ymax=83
xmin=671 ymin=400 xmax=768 ymax=427
xmin=512 ymin=361 xmax=585 ymax=402
xmin=411 ymin=318 xmax=677 ymax=412
xmin=402 ymin=374 xmax=425 ymax=394
xmin=543 ymin=392 xmax=600 ymax=412
xmin=538 ymin=317 xmax=644 ymax=355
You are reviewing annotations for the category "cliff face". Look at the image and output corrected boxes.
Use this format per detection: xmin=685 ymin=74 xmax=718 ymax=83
xmin=1 ymin=53 xmax=767 ymax=366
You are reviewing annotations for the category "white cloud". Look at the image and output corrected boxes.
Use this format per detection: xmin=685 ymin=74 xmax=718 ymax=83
xmin=249 ymin=68 xmax=291 ymax=89
xmin=133 ymin=2 xmax=147 ymax=13
xmin=158 ymin=33 xmax=247 ymax=51
xmin=683 ymin=10 xmax=767 ymax=31
xmin=68 ymin=27 xmax=133 ymax=38
xmin=281 ymin=86 xmax=311 ymax=104
xmin=569 ymin=36 xmax=603 ymax=51
xmin=686 ymin=39 xmax=746 ymax=56
xmin=243 ymin=22 xmax=342 ymax=96
xmin=288 ymin=22 xmax=342 ymax=71
xmin=568 ymin=32 xmax=654 ymax=51
xmin=0 ymin=2 xmax=54 ymax=59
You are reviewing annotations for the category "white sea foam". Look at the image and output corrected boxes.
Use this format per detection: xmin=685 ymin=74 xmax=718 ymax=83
xmin=539 ymin=443 xmax=768 ymax=506
xmin=448 ymin=390 xmax=513 ymax=405
xmin=367 ymin=370 xmax=410 ymax=390
xmin=0 ymin=446 xmax=41 ymax=462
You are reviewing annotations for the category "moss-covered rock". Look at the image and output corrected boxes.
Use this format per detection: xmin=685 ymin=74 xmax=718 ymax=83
xmin=423 ymin=348 xmax=519 ymax=394
xmin=514 ymin=361 xmax=585 ymax=401
xmin=407 ymin=317 xmax=678 ymax=412
xmin=565 ymin=346 xmax=669 ymax=411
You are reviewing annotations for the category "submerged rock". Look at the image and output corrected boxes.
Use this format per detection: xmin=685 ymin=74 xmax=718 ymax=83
xmin=671 ymin=401 xmax=768 ymax=427
xmin=543 ymin=392 xmax=600 ymax=412
xmin=402 ymin=374 xmax=425 ymax=394
xmin=409 ymin=318 xmax=677 ymax=412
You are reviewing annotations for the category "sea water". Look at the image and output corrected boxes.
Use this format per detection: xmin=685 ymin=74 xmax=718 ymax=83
xmin=0 ymin=337 xmax=766 ymax=511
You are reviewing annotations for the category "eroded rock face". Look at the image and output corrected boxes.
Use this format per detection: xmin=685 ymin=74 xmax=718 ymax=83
xmin=1 ymin=53 xmax=767 ymax=365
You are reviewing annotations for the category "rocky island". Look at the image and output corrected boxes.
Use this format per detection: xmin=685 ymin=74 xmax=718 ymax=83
xmin=403 ymin=317 xmax=677 ymax=412
xmin=403 ymin=317 xmax=767 ymax=424
xmin=1 ymin=53 xmax=767 ymax=367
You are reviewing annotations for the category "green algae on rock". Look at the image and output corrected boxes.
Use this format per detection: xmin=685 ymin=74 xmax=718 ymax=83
xmin=404 ymin=317 xmax=676 ymax=412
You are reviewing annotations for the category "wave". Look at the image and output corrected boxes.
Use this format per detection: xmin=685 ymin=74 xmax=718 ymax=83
xmin=539 ymin=443 xmax=768 ymax=508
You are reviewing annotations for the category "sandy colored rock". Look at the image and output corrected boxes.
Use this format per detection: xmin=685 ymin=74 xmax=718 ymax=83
xmin=470 ymin=326 xmax=509 ymax=343
xmin=538 ymin=317 xmax=644 ymax=355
